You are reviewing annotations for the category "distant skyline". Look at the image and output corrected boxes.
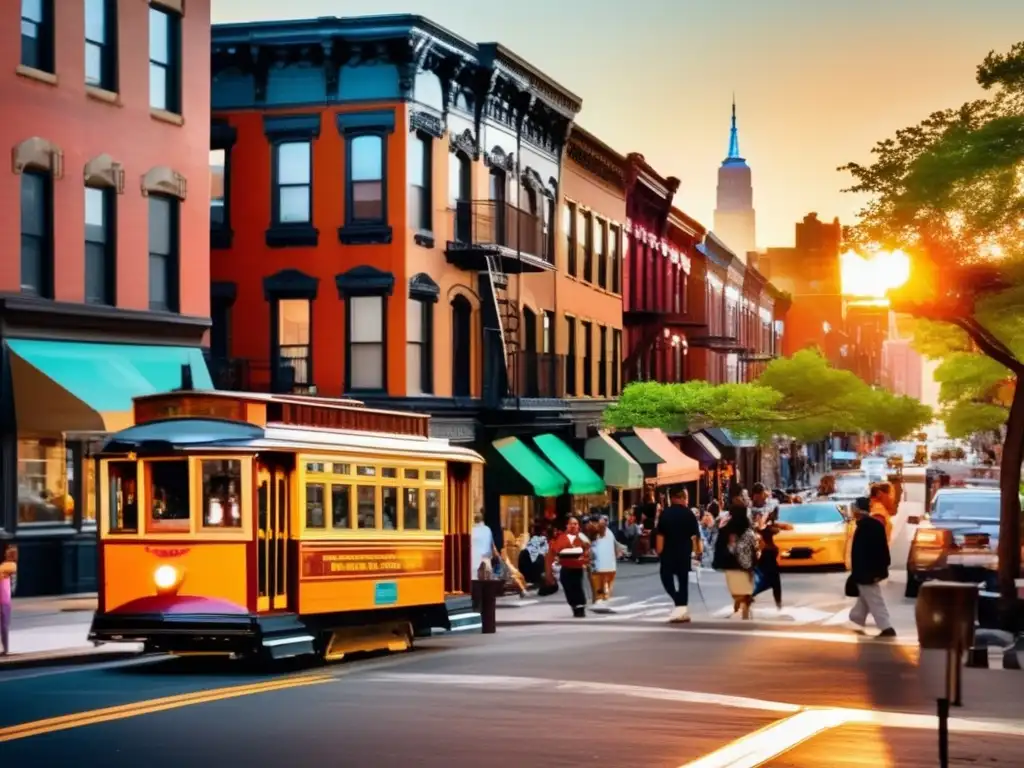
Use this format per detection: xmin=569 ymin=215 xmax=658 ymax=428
xmin=211 ymin=0 xmax=1024 ymax=249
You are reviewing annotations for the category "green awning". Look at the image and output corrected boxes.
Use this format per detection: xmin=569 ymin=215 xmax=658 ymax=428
xmin=619 ymin=434 xmax=667 ymax=467
xmin=6 ymin=339 xmax=213 ymax=430
xmin=491 ymin=437 xmax=566 ymax=497
xmin=533 ymin=433 xmax=606 ymax=495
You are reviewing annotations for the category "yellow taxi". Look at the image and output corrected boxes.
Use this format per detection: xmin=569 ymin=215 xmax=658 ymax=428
xmin=773 ymin=501 xmax=855 ymax=569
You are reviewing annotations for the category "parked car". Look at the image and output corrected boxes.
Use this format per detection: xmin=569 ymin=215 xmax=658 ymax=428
xmin=774 ymin=502 xmax=854 ymax=569
xmin=905 ymin=487 xmax=999 ymax=598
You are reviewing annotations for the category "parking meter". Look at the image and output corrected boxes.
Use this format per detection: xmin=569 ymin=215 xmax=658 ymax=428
xmin=916 ymin=581 xmax=978 ymax=768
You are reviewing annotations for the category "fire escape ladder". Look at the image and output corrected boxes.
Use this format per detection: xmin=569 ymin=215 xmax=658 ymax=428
xmin=479 ymin=252 xmax=516 ymax=404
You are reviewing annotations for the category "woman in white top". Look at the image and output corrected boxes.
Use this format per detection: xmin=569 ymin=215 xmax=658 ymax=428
xmin=589 ymin=516 xmax=626 ymax=603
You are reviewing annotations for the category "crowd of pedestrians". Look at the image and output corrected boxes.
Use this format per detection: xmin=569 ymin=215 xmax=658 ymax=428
xmin=469 ymin=474 xmax=898 ymax=637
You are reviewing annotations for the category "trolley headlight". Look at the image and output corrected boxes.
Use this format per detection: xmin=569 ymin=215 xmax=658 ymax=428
xmin=153 ymin=564 xmax=182 ymax=594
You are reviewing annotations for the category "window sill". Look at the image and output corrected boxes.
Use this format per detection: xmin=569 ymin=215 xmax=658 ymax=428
xmin=345 ymin=387 xmax=389 ymax=397
xmin=413 ymin=230 xmax=435 ymax=249
xmin=16 ymin=64 xmax=57 ymax=86
xmin=338 ymin=223 xmax=393 ymax=246
xmin=150 ymin=108 xmax=184 ymax=126
xmin=86 ymin=85 xmax=120 ymax=106
xmin=266 ymin=225 xmax=319 ymax=248
xmin=211 ymin=227 xmax=235 ymax=250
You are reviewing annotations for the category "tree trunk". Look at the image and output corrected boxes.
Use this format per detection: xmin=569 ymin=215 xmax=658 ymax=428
xmin=997 ymin=382 xmax=1024 ymax=631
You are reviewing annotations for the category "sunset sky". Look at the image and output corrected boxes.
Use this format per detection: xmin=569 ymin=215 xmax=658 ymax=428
xmin=212 ymin=0 xmax=1024 ymax=249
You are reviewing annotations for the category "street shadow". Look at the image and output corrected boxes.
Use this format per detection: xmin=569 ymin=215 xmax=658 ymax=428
xmin=853 ymin=634 xmax=925 ymax=712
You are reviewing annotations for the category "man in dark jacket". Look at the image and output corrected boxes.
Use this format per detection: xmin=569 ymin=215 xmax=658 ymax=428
xmin=848 ymin=496 xmax=895 ymax=638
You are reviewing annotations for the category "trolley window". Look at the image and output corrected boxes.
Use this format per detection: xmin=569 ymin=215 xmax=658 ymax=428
xmin=382 ymin=487 xmax=398 ymax=530
xmin=201 ymin=459 xmax=242 ymax=528
xmin=403 ymin=488 xmax=421 ymax=530
xmin=147 ymin=460 xmax=190 ymax=532
xmin=356 ymin=486 xmax=375 ymax=528
xmin=425 ymin=489 xmax=441 ymax=530
xmin=331 ymin=484 xmax=352 ymax=529
xmin=425 ymin=469 xmax=442 ymax=482
xmin=107 ymin=460 xmax=139 ymax=533
xmin=306 ymin=483 xmax=326 ymax=528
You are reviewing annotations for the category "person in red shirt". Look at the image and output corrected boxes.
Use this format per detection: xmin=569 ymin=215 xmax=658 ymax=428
xmin=545 ymin=516 xmax=591 ymax=618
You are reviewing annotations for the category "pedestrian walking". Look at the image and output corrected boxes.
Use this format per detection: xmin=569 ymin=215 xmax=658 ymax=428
xmin=545 ymin=516 xmax=590 ymax=618
xmin=847 ymin=496 xmax=896 ymax=638
xmin=655 ymin=488 xmax=702 ymax=623
xmin=753 ymin=515 xmax=790 ymax=610
xmin=0 ymin=544 xmax=17 ymax=655
xmin=590 ymin=516 xmax=626 ymax=603
xmin=868 ymin=482 xmax=896 ymax=542
xmin=470 ymin=511 xmax=499 ymax=581
xmin=715 ymin=504 xmax=758 ymax=619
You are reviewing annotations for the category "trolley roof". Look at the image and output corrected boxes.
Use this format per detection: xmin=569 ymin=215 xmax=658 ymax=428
xmin=104 ymin=386 xmax=483 ymax=464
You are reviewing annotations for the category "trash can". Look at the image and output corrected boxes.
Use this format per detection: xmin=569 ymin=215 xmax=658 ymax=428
xmin=471 ymin=579 xmax=502 ymax=634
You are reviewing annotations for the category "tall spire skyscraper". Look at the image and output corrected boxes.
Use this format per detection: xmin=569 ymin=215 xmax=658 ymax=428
xmin=713 ymin=97 xmax=757 ymax=261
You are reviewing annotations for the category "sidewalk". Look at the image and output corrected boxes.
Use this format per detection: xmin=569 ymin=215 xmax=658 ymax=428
xmin=2 ymin=594 xmax=142 ymax=670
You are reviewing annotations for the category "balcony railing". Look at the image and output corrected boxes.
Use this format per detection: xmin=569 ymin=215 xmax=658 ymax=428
xmin=452 ymin=199 xmax=551 ymax=263
xmin=205 ymin=351 xmax=314 ymax=395
xmin=513 ymin=351 xmax=565 ymax=398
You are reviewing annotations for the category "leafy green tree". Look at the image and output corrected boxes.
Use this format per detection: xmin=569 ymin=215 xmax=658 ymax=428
xmin=840 ymin=40 xmax=1024 ymax=626
xmin=603 ymin=350 xmax=931 ymax=444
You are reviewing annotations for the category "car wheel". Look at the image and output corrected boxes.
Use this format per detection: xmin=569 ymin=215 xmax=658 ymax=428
xmin=904 ymin=575 xmax=920 ymax=598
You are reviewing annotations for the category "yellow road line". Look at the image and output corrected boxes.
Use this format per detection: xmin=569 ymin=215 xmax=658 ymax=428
xmin=0 ymin=673 xmax=334 ymax=743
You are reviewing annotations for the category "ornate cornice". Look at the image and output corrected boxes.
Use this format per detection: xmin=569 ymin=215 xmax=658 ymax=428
xmin=566 ymin=136 xmax=625 ymax=190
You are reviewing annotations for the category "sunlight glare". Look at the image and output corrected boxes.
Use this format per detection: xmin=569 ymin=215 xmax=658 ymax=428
xmin=840 ymin=249 xmax=911 ymax=298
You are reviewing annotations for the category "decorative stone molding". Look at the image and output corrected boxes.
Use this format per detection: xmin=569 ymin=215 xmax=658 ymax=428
xmin=484 ymin=146 xmax=515 ymax=172
xmin=448 ymin=128 xmax=478 ymax=160
xmin=520 ymin=167 xmax=553 ymax=200
xmin=411 ymin=110 xmax=444 ymax=139
xmin=141 ymin=166 xmax=187 ymax=200
xmin=84 ymin=154 xmax=125 ymax=193
xmin=12 ymin=136 xmax=64 ymax=178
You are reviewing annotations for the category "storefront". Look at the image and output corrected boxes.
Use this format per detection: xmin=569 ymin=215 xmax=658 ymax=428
xmin=676 ymin=431 xmax=723 ymax=506
xmin=1 ymin=339 xmax=212 ymax=596
xmin=702 ymin=428 xmax=762 ymax=490
xmin=485 ymin=433 xmax=606 ymax=561
xmin=584 ymin=430 xmax=644 ymax=524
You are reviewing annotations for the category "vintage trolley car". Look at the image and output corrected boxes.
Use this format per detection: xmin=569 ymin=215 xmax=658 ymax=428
xmin=88 ymin=387 xmax=483 ymax=661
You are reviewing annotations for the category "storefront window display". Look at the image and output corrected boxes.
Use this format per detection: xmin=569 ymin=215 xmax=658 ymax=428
xmin=17 ymin=438 xmax=71 ymax=525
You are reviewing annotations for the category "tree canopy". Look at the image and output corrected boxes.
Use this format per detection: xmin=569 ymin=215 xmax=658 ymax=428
xmin=602 ymin=350 xmax=932 ymax=443
xmin=840 ymin=40 xmax=1024 ymax=622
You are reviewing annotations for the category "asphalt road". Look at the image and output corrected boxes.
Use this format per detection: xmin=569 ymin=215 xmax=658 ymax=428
xmin=9 ymin=474 xmax=1020 ymax=766
xmin=2 ymin=616 xmax=1022 ymax=767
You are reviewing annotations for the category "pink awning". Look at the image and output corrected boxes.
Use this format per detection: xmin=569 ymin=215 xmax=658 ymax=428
xmin=632 ymin=428 xmax=701 ymax=485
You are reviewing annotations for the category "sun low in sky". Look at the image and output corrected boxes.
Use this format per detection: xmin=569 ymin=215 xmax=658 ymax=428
xmin=840 ymin=249 xmax=911 ymax=299
xmin=211 ymin=0 xmax=1024 ymax=250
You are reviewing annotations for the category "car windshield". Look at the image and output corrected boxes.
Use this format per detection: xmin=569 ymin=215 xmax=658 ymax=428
xmin=777 ymin=504 xmax=844 ymax=525
xmin=932 ymin=493 xmax=999 ymax=521
xmin=834 ymin=474 xmax=867 ymax=495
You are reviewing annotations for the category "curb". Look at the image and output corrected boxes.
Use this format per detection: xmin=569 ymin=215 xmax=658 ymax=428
xmin=0 ymin=648 xmax=150 ymax=672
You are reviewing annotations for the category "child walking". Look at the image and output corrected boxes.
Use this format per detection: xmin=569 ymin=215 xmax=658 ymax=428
xmin=1 ymin=544 xmax=17 ymax=655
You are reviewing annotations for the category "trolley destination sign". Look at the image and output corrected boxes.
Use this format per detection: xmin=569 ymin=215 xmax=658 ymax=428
xmin=300 ymin=546 xmax=444 ymax=580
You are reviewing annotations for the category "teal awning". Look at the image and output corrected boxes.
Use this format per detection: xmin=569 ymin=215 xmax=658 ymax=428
xmin=533 ymin=434 xmax=606 ymax=495
xmin=491 ymin=437 xmax=566 ymax=497
xmin=6 ymin=340 xmax=212 ymax=428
